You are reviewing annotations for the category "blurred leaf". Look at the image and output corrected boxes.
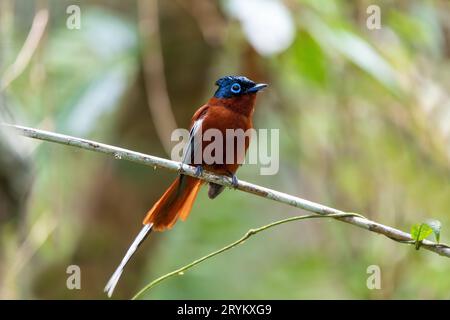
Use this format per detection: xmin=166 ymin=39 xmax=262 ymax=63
xmin=304 ymin=13 xmax=401 ymax=94
xmin=63 ymin=61 xmax=135 ymax=136
xmin=46 ymin=9 xmax=137 ymax=69
xmin=388 ymin=6 xmax=443 ymax=57
xmin=388 ymin=11 xmax=429 ymax=49
xmin=290 ymin=32 xmax=327 ymax=86
xmin=44 ymin=8 xmax=139 ymax=135
xmin=299 ymin=0 xmax=341 ymax=17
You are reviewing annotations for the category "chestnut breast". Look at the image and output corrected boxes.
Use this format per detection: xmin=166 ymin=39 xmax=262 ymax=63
xmin=201 ymin=105 xmax=253 ymax=174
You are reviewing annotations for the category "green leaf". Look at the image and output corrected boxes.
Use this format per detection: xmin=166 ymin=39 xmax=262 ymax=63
xmin=426 ymin=219 xmax=442 ymax=243
xmin=411 ymin=223 xmax=433 ymax=250
xmin=411 ymin=223 xmax=433 ymax=241
xmin=304 ymin=14 xmax=401 ymax=94
xmin=290 ymin=32 xmax=327 ymax=86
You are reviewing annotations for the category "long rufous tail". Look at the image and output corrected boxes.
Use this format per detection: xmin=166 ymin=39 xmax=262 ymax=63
xmin=104 ymin=175 xmax=202 ymax=297
xmin=143 ymin=175 xmax=203 ymax=231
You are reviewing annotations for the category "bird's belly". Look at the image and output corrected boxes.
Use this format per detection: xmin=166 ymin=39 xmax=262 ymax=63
xmin=200 ymin=111 xmax=251 ymax=174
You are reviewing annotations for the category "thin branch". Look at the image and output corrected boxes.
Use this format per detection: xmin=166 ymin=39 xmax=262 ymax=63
xmin=3 ymin=123 xmax=450 ymax=261
xmin=132 ymin=212 xmax=360 ymax=299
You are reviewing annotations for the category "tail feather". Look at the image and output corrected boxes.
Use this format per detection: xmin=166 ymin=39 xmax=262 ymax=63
xmin=143 ymin=175 xmax=202 ymax=231
xmin=105 ymin=175 xmax=202 ymax=297
xmin=104 ymin=223 xmax=152 ymax=297
xmin=179 ymin=180 xmax=202 ymax=221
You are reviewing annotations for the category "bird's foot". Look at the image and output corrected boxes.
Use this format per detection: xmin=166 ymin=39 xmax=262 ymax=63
xmin=231 ymin=175 xmax=239 ymax=188
xmin=227 ymin=171 xmax=239 ymax=189
xmin=195 ymin=166 xmax=204 ymax=177
xmin=178 ymin=163 xmax=185 ymax=175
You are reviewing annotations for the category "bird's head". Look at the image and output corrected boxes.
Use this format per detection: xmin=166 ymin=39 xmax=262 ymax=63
xmin=214 ymin=76 xmax=267 ymax=99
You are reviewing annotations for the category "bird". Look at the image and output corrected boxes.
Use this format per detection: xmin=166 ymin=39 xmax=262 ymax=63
xmin=104 ymin=75 xmax=267 ymax=297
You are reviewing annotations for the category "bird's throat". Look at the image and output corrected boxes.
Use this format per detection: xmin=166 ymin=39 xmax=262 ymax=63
xmin=209 ymin=95 xmax=257 ymax=118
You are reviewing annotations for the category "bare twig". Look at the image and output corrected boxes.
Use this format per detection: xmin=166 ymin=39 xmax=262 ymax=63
xmin=3 ymin=123 xmax=450 ymax=261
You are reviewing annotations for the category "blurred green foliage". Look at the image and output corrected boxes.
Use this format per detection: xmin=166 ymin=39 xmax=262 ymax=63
xmin=0 ymin=0 xmax=450 ymax=299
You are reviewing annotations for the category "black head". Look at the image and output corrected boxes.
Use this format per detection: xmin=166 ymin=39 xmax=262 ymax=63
xmin=214 ymin=76 xmax=267 ymax=99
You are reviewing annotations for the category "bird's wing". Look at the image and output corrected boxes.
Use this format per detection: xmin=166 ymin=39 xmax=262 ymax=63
xmin=182 ymin=105 xmax=209 ymax=165
xmin=191 ymin=104 xmax=209 ymax=124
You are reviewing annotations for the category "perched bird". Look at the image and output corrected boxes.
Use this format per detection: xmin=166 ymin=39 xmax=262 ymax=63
xmin=104 ymin=76 xmax=267 ymax=297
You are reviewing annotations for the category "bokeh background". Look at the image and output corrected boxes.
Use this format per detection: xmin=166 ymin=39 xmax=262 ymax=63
xmin=1 ymin=0 xmax=450 ymax=299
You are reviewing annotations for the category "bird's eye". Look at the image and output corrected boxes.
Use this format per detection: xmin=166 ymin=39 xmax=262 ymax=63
xmin=230 ymin=83 xmax=241 ymax=94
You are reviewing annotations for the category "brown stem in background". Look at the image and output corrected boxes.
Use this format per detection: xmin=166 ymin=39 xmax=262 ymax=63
xmin=137 ymin=0 xmax=178 ymax=155
xmin=175 ymin=0 xmax=226 ymax=46
xmin=0 ymin=8 xmax=48 ymax=92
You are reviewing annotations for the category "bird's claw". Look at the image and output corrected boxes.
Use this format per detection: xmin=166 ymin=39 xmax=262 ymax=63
xmin=231 ymin=174 xmax=239 ymax=189
xmin=225 ymin=170 xmax=239 ymax=188
xmin=178 ymin=163 xmax=185 ymax=175
xmin=195 ymin=166 xmax=204 ymax=177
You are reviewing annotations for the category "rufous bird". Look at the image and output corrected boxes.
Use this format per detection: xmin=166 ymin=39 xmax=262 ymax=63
xmin=104 ymin=76 xmax=267 ymax=296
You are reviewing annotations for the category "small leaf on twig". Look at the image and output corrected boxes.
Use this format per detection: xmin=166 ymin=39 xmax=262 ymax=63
xmin=411 ymin=223 xmax=433 ymax=250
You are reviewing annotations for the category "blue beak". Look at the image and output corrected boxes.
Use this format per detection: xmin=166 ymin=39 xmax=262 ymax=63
xmin=247 ymin=83 xmax=268 ymax=93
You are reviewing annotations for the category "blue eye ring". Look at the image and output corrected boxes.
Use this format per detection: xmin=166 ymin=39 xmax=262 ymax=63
xmin=230 ymin=83 xmax=241 ymax=94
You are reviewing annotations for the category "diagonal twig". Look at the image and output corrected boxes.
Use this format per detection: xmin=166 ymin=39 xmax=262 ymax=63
xmin=3 ymin=122 xmax=450 ymax=260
